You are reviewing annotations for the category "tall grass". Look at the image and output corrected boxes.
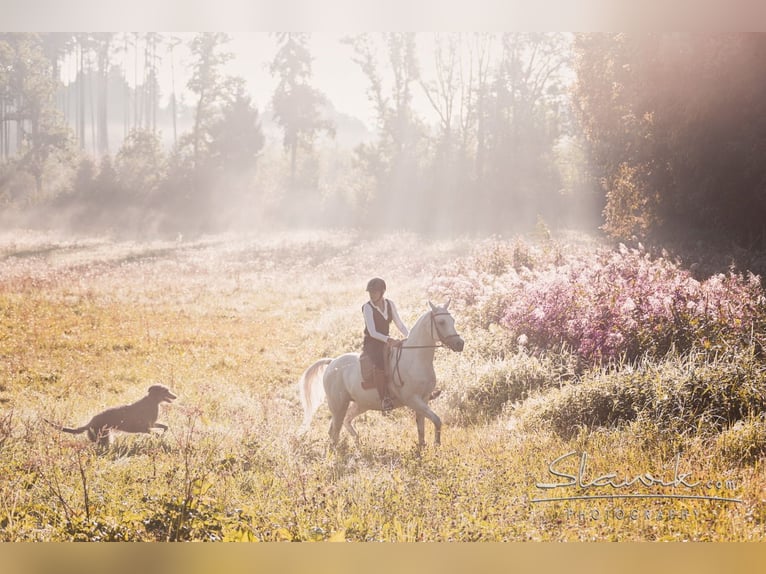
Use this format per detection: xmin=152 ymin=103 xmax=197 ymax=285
xmin=0 ymin=230 xmax=764 ymax=541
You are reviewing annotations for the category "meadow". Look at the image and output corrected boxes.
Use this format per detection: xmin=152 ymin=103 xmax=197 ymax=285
xmin=0 ymin=228 xmax=764 ymax=541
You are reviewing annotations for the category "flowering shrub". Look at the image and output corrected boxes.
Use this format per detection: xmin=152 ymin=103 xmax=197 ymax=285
xmin=428 ymin=238 xmax=549 ymax=329
xmin=431 ymin=239 xmax=766 ymax=365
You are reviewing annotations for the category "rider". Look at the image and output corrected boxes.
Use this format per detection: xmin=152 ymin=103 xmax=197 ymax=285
xmin=360 ymin=277 xmax=408 ymax=412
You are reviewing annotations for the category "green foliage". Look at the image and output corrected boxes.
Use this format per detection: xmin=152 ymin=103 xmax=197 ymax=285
xmin=717 ymin=416 xmax=766 ymax=465
xmin=456 ymin=354 xmax=561 ymax=423
xmin=517 ymin=349 xmax=766 ymax=439
xmin=115 ymin=129 xmax=166 ymax=196
xmin=601 ymin=161 xmax=659 ymax=240
xmin=575 ymin=33 xmax=766 ymax=245
xmin=0 ymin=34 xmax=74 ymax=196
xmin=270 ymin=33 xmax=334 ymax=188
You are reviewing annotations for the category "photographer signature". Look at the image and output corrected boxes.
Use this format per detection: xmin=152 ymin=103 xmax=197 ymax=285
xmin=532 ymin=451 xmax=742 ymax=503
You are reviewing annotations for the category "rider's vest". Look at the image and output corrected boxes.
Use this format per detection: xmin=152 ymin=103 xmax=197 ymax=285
xmin=363 ymin=300 xmax=392 ymax=341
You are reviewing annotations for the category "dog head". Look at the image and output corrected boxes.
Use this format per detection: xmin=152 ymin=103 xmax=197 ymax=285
xmin=147 ymin=384 xmax=178 ymax=403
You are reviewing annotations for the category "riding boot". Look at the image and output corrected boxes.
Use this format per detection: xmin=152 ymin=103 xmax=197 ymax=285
xmin=374 ymin=367 xmax=393 ymax=412
xmin=360 ymin=354 xmax=375 ymax=388
xmin=381 ymin=350 xmax=395 ymax=411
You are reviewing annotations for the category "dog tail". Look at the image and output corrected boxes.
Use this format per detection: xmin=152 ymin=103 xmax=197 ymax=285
xmin=297 ymin=358 xmax=332 ymax=434
xmin=43 ymin=418 xmax=88 ymax=435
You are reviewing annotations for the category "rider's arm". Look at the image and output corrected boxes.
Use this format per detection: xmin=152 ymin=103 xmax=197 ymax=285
xmin=389 ymin=300 xmax=409 ymax=338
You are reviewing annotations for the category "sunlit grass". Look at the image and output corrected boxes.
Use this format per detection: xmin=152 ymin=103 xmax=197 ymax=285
xmin=0 ymin=229 xmax=763 ymax=541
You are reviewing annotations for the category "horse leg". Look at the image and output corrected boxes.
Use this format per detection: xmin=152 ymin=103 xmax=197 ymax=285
xmin=415 ymin=412 xmax=426 ymax=448
xmin=327 ymin=394 xmax=351 ymax=447
xmin=409 ymin=396 xmax=442 ymax=447
xmin=343 ymin=401 xmax=367 ymax=446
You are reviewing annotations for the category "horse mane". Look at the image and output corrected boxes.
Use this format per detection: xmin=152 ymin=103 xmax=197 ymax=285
xmin=411 ymin=308 xmax=432 ymax=331
xmin=405 ymin=305 xmax=444 ymax=347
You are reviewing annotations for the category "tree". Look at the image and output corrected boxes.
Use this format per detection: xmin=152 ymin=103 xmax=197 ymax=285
xmin=0 ymin=34 xmax=72 ymax=197
xmin=40 ymin=33 xmax=75 ymax=121
xmin=166 ymin=35 xmax=183 ymax=145
xmin=419 ymin=33 xmax=487 ymax=231
xmin=73 ymin=33 xmax=90 ymax=151
xmin=205 ymin=80 xmax=265 ymax=227
xmin=167 ymin=33 xmax=267 ymax=234
xmin=417 ymin=33 xmax=571 ymax=232
xmin=344 ymin=33 xmax=424 ymax=227
xmin=115 ymin=128 xmax=166 ymax=196
xmin=0 ymin=37 xmax=12 ymax=161
xmin=187 ymin=33 xmax=233 ymax=171
xmin=270 ymin=33 xmax=334 ymax=188
xmin=207 ymin=81 xmax=264 ymax=175
xmin=574 ymin=33 xmax=766 ymax=245
xmin=481 ymin=33 xmax=571 ymax=230
xmin=142 ymin=33 xmax=162 ymax=133
xmin=91 ymin=33 xmax=114 ymax=156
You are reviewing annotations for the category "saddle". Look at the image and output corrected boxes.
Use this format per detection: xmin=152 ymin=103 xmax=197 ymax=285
xmin=359 ymin=354 xmax=389 ymax=391
xmin=361 ymin=370 xmax=383 ymax=390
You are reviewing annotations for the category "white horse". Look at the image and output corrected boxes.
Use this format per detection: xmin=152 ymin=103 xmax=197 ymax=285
xmin=298 ymin=301 xmax=464 ymax=447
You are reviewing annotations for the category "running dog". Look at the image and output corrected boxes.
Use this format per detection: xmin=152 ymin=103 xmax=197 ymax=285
xmin=45 ymin=384 xmax=177 ymax=446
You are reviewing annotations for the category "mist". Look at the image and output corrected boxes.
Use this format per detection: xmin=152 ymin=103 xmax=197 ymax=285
xmin=0 ymin=32 xmax=603 ymax=240
xmin=3 ymin=33 xmax=765 ymax=246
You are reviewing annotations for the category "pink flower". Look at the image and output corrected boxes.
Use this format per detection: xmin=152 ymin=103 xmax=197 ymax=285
xmin=431 ymin=237 xmax=765 ymax=365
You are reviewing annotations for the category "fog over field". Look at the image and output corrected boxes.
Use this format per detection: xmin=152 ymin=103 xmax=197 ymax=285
xmin=2 ymin=33 xmax=766 ymax=544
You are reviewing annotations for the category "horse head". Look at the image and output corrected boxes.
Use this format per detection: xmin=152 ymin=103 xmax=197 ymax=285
xmin=428 ymin=300 xmax=465 ymax=352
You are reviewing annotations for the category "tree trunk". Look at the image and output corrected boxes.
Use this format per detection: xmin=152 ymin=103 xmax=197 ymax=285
xmin=0 ymin=100 xmax=4 ymax=160
xmin=123 ymin=34 xmax=129 ymax=139
xmin=192 ymin=90 xmax=205 ymax=169
xmin=133 ymin=33 xmax=139 ymax=130
xmin=78 ymin=41 xmax=85 ymax=150
xmin=90 ymin=65 xmax=96 ymax=155
xmin=97 ymin=37 xmax=110 ymax=156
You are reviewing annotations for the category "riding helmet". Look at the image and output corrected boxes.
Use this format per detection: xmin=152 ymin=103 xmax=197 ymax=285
xmin=366 ymin=277 xmax=386 ymax=292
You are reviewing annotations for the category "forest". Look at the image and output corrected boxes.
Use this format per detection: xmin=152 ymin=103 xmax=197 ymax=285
xmin=2 ymin=32 xmax=763 ymax=243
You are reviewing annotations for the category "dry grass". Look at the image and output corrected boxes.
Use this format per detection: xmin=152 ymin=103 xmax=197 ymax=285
xmin=0 ymin=229 xmax=763 ymax=541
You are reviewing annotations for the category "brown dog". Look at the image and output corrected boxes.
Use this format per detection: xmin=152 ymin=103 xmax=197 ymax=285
xmin=45 ymin=384 xmax=177 ymax=446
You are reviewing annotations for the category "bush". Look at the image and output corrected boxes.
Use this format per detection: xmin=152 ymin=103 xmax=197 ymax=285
xmin=516 ymin=349 xmax=766 ymax=438
xmin=460 ymin=361 xmax=546 ymax=423
xmin=716 ymin=416 xmax=766 ymax=465
xmin=516 ymin=367 xmax=656 ymax=437
xmin=431 ymin=238 xmax=766 ymax=366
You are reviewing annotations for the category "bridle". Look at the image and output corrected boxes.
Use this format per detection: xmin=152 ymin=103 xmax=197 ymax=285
xmin=427 ymin=310 xmax=463 ymax=348
xmin=391 ymin=310 xmax=461 ymax=387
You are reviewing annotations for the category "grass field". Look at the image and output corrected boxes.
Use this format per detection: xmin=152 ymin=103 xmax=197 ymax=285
xmin=0 ymin=229 xmax=763 ymax=541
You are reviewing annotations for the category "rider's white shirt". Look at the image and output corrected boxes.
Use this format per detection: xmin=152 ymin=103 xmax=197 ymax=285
xmin=363 ymin=298 xmax=409 ymax=343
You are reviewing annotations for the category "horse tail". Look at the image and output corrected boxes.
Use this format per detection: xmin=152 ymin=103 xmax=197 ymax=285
xmin=298 ymin=358 xmax=332 ymax=434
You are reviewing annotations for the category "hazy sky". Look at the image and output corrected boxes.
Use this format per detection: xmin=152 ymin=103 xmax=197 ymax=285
xmin=55 ymin=32 xmax=450 ymax=129
xmin=226 ymin=34 xmax=375 ymax=123
xmin=56 ymin=32 xmax=448 ymax=129
xmin=5 ymin=1 xmax=748 ymax=38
